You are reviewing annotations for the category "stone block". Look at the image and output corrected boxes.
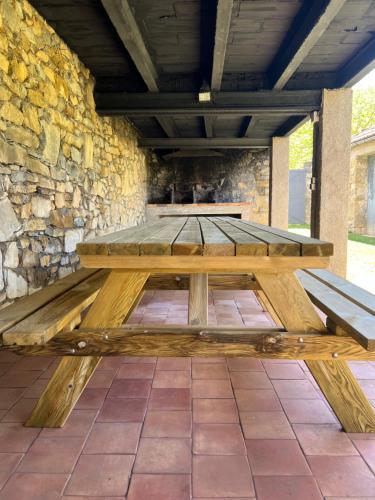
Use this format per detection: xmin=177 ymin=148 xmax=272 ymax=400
xmin=64 ymin=228 xmax=84 ymax=253
xmin=31 ymin=196 xmax=52 ymax=218
xmin=0 ymin=102 xmax=23 ymax=125
xmin=0 ymin=197 xmax=21 ymax=241
xmin=42 ymin=121 xmax=61 ymax=166
xmin=4 ymin=242 xmax=19 ymax=268
xmin=6 ymin=269 xmax=28 ymax=299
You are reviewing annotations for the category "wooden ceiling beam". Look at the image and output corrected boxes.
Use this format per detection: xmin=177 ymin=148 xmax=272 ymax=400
xmin=274 ymin=116 xmax=310 ymax=137
xmin=211 ymin=0 xmax=234 ymax=91
xmin=101 ymin=0 xmax=178 ymax=138
xmin=138 ymin=138 xmax=270 ymax=149
xmin=96 ymin=90 xmax=321 ymax=116
xmin=336 ymin=35 xmax=375 ymax=88
xmin=268 ymin=0 xmax=347 ymax=90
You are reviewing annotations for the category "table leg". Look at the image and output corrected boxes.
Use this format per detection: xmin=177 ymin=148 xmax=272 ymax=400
xmin=255 ymin=271 xmax=375 ymax=433
xmin=189 ymin=273 xmax=208 ymax=326
xmin=26 ymin=270 xmax=149 ymax=428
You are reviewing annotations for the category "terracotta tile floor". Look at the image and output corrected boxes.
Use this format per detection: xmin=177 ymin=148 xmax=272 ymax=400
xmin=1 ymin=289 xmax=375 ymax=499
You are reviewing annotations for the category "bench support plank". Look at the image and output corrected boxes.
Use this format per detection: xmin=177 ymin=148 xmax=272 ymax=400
xmin=189 ymin=274 xmax=208 ymax=326
xmin=255 ymin=271 xmax=375 ymax=433
xmin=26 ymin=270 xmax=149 ymax=428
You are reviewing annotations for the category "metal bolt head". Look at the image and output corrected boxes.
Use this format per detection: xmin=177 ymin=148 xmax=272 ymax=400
xmin=103 ymin=334 xmax=109 ymax=340
xmin=298 ymin=337 xmax=304 ymax=343
xmin=332 ymin=352 xmax=339 ymax=358
xmin=77 ymin=341 xmax=87 ymax=349
xmin=70 ymin=348 xmax=76 ymax=354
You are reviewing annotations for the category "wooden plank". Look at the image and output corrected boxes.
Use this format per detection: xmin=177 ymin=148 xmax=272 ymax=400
xmin=145 ymin=274 xmax=259 ymax=290
xmin=210 ymin=217 xmax=267 ymax=255
xmin=172 ymin=217 xmax=202 ymax=255
xmin=140 ymin=217 xmax=187 ymax=255
xmin=138 ymin=138 xmax=271 ymax=149
xmin=79 ymin=255 xmax=331 ymax=272
xmin=211 ymin=0 xmax=234 ymax=90
xmin=200 ymin=218 xmax=235 ymax=256
xmin=297 ymin=270 xmax=375 ymax=351
xmin=189 ymin=274 xmax=208 ymax=326
xmin=255 ymin=271 xmax=375 ymax=433
xmin=268 ymin=0 xmax=347 ymax=89
xmin=219 ymin=218 xmax=300 ymax=256
xmin=305 ymin=268 xmax=375 ymax=316
xmin=239 ymin=219 xmax=333 ymax=256
xmin=101 ymin=0 xmax=177 ymax=138
xmin=336 ymin=35 xmax=375 ymax=88
xmin=2 ymin=270 xmax=109 ymax=346
xmin=0 ymin=268 xmax=98 ymax=336
xmin=26 ymin=270 xmax=149 ymax=427
xmin=8 ymin=327 xmax=375 ymax=361
xmin=76 ymin=219 xmax=170 ymax=256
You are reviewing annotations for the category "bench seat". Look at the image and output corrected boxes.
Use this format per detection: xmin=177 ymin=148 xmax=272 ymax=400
xmin=297 ymin=269 xmax=375 ymax=352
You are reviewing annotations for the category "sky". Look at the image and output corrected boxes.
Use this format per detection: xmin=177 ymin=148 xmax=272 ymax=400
xmin=354 ymin=68 xmax=375 ymax=89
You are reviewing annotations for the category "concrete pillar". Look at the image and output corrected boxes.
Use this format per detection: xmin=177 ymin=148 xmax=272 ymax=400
xmin=269 ymin=136 xmax=289 ymax=230
xmin=311 ymin=88 xmax=352 ymax=277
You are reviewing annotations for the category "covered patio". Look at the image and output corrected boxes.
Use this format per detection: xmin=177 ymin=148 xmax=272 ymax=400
xmin=1 ymin=0 xmax=375 ymax=498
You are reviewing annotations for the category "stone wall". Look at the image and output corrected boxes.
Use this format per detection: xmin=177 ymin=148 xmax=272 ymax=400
xmin=148 ymin=150 xmax=270 ymax=223
xmin=348 ymin=139 xmax=375 ymax=234
xmin=0 ymin=0 xmax=148 ymax=306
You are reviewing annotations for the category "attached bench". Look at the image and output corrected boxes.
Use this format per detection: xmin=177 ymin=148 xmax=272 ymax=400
xmin=296 ymin=269 xmax=375 ymax=351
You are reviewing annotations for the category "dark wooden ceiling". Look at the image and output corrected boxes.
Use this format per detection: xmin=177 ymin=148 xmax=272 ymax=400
xmin=29 ymin=0 xmax=375 ymax=149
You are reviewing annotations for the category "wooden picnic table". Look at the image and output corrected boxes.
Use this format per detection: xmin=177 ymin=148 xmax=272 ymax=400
xmin=24 ymin=217 xmax=375 ymax=433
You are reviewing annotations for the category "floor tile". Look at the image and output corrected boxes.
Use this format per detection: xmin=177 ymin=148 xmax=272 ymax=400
xmin=117 ymin=363 xmax=155 ymax=379
xmin=148 ymin=388 xmax=191 ymax=410
xmin=83 ymin=422 xmax=142 ymax=454
xmin=246 ymin=439 xmax=311 ymax=476
xmin=97 ymin=398 xmax=147 ymax=422
xmin=193 ymin=455 xmax=254 ymax=498
xmin=240 ymin=411 xmax=295 ymax=439
xmin=192 ymin=363 xmax=229 ymax=379
xmin=153 ymin=370 xmax=191 ymax=388
xmin=227 ymin=358 xmax=264 ymax=371
xmin=0 ymin=388 xmax=24 ymax=410
xmin=272 ymin=379 xmax=320 ymax=399
xmin=308 ymin=455 xmax=375 ymax=497
xmin=0 ymin=472 xmax=68 ymax=500
xmin=193 ymin=423 xmax=246 ymax=455
xmin=40 ymin=410 xmax=96 ymax=438
xmin=22 ymin=378 xmax=49 ymax=399
xmin=86 ymin=369 xmax=117 ymax=389
xmin=230 ymin=372 xmax=272 ymax=390
xmin=354 ymin=439 xmax=375 ymax=473
xmin=17 ymin=436 xmax=84 ymax=473
xmin=264 ymin=363 xmax=306 ymax=379
xmin=0 ymin=370 xmax=42 ymax=388
xmin=281 ymin=399 xmax=337 ymax=424
xmin=0 ymin=423 xmax=40 ymax=452
xmin=66 ymin=454 xmax=134 ymax=496
xmin=127 ymin=474 xmax=191 ymax=500
xmin=235 ymin=389 xmax=282 ymax=412
xmin=134 ymin=438 xmax=191 ymax=473
xmin=193 ymin=398 xmax=239 ymax=423
xmin=254 ymin=475 xmax=323 ymax=500
xmin=75 ymin=387 xmax=108 ymax=409
xmin=192 ymin=379 xmax=233 ymax=398
xmin=156 ymin=357 xmax=191 ymax=370
xmin=0 ymin=453 xmax=23 ymax=489
xmin=14 ymin=357 xmax=55 ymax=371
xmin=108 ymin=378 xmax=152 ymax=398
xmin=293 ymin=423 xmax=358 ymax=455
xmin=1 ymin=398 xmax=37 ymax=422
xmin=142 ymin=410 xmax=192 ymax=437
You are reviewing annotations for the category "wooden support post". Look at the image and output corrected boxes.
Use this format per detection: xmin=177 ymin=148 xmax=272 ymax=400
xmin=255 ymin=271 xmax=375 ymax=433
xmin=26 ymin=271 xmax=149 ymax=428
xmin=269 ymin=136 xmax=289 ymax=230
xmin=311 ymin=88 xmax=352 ymax=277
xmin=189 ymin=273 xmax=208 ymax=326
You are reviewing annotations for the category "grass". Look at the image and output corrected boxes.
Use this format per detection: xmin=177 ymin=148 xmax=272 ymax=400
xmin=348 ymin=232 xmax=375 ymax=246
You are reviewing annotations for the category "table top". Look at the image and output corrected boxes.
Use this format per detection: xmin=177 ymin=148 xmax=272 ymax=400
xmin=77 ymin=217 xmax=333 ymax=257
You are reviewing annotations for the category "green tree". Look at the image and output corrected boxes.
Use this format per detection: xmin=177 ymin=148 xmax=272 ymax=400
xmin=289 ymin=88 xmax=375 ymax=170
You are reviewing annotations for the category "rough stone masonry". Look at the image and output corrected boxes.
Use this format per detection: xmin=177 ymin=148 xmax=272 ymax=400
xmin=0 ymin=0 xmax=148 ymax=306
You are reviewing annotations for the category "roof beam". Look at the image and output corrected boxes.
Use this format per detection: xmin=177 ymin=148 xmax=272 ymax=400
xmin=335 ymin=35 xmax=375 ymax=88
xmin=138 ymin=138 xmax=270 ymax=149
xmin=268 ymin=0 xmax=347 ymax=89
xmin=273 ymin=116 xmax=310 ymax=137
xmin=211 ymin=0 xmax=234 ymax=91
xmin=101 ymin=0 xmax=178 ymax=137
xmin=95 ymin=90 xmax=322 ymax=116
